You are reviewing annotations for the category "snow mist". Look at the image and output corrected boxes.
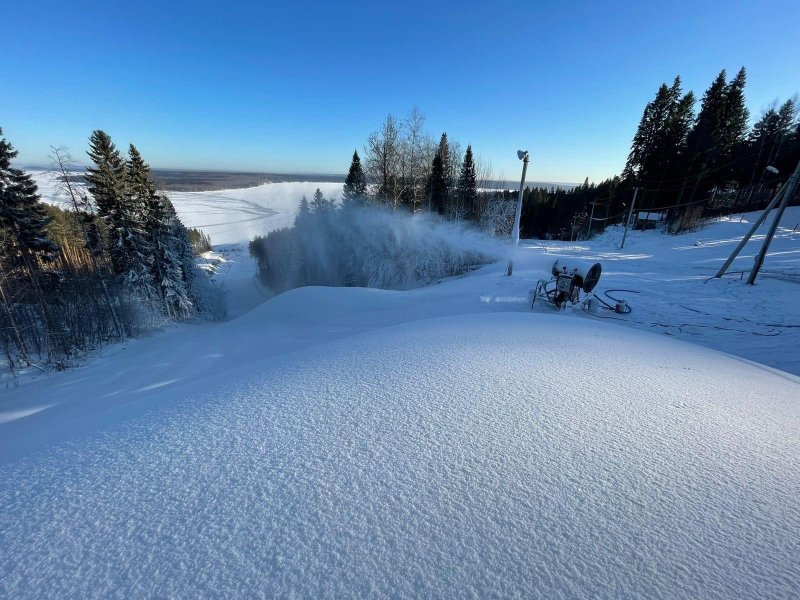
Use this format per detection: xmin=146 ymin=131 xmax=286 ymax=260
xmin=249 ymin=204 xmax=510 ymax=293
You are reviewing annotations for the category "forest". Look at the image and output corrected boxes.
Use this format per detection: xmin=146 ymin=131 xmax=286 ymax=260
xmin=0 ymin=130 xmax=218 ymax=376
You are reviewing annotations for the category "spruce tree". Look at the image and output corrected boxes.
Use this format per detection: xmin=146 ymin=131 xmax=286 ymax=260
xmin=295 ymin=195 xmax=311 ymax=226
xmin=457 ymin=145 xmax=478 ymax=219
xmin=0 ymin=128 xmax=61 ymax=360
xmin=623 ymin=77 xmax=694 ymax=209
xmin=0 ymin=128 xmax=58 ymax=268
xmin=86 ymin=131 xmax=153 ymax=297
xmin=342 ymin=150 xmax=367 ymax=207
xmin=427 ymin=133 xmax=450 ymax=215
xmin=311 ymin=188 xmax=328 ymax=212
xmin=127 ymin=144 xmax=193 ymax=317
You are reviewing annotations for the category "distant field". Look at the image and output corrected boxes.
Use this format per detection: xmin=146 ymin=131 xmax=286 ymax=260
xmin=34 ymin=168 xmax=345 ymax=192
xmin=151 ymin=169 xmax=345 ymax=191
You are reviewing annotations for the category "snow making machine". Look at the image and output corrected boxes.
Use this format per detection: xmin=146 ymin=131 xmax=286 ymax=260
xmin=532 ymin=259 xmax=603 ymax=310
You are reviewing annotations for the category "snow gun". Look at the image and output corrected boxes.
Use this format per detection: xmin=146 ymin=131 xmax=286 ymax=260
xmin=532 ymin=259 xmax=636 ymax=315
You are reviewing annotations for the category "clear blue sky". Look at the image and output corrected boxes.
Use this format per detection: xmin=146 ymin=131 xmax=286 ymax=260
xmin=3 ymin=0 xmax=798 ymax=183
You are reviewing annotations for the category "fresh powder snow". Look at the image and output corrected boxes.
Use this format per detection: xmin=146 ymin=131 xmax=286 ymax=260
xmin=1 ymin=314 xmax=798 ymax=598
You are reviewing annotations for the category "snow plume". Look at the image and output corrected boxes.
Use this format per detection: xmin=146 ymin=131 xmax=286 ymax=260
xmin=249 ymin=204 xmax=507 ymax=293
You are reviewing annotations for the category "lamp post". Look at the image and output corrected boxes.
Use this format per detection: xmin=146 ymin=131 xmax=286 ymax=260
xmin=506 ymin=150 xmax=529 ymax=276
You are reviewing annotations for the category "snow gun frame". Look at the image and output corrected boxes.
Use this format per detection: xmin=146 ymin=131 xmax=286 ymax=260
xmin=532 ymin=259 xmax=636 ymax=316
xmin=532 ymin=259 xmax=602 ymax=310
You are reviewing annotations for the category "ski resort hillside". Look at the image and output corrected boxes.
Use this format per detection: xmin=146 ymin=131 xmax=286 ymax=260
xmin=2 ymin=174 xmax=800 ymax=596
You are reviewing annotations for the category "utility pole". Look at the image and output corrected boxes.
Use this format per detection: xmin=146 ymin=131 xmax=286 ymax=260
xmin=620 ymin=187 xmax=639 ymax=249
xmin=586 ymin=198 xmax=599 ymax=237
xmin=747 ymin=160 xmax=800 ymax=284
xmin=506 ymin=150 xmax=530 ymax=276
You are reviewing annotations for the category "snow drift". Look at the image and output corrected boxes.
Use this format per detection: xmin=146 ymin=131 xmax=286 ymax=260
xmin=1 ymin=313 xmax=797 ymax=598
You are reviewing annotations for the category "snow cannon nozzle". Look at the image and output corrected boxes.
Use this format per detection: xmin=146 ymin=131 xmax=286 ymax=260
xmin=551 ymin=259 xmax=602 ymax=294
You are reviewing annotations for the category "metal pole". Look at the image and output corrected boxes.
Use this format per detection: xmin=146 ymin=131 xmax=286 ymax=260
xmin=620 ymin=186 xmax=639 ymax=249
xmin=586 ymin=199 xmax=597 ymax=237
xmin=506 ymin=152 xmax=529 ymax=276
xmin=746 ymin=160 xmax=800 ymax=285
xmin=714 ymin=183 xmax=786 ymax=278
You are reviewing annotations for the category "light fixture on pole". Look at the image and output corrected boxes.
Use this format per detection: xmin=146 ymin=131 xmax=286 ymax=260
xmin=506 ymin=150 xmax=530 ymax=276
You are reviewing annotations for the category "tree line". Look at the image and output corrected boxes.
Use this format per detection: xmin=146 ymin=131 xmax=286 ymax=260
xmin=1 ymin=128 xmax=215 ymax=376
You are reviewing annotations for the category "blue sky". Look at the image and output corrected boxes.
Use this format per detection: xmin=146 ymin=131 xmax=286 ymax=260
xmin=3 ymin=0 xmax=798 ymax=183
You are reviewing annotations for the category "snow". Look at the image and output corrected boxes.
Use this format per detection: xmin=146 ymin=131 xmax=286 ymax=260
xmin=30 ymin=169 xmax=344 ymax=245
xmin=3 ymin=173 xmax=799 ymax=597
xmin=2 ymin=313 xmax=798 ymax=598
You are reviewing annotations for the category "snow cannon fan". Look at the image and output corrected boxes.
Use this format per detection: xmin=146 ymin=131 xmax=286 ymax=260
xmin=532 ymin=259 xmax=602 ymax=309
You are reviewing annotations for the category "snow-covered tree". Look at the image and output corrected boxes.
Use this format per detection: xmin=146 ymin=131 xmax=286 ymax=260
xmin=0 ymin=129 xmax=58 ymax=270
xmin=86 ymin=132 xmax=154 ymax=297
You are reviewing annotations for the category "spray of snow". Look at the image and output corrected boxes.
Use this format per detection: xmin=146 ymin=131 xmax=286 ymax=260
xmin=251 ymin=205 xmax=518 ymax=292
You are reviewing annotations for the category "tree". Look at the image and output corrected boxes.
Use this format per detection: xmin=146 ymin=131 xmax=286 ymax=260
xmin=365 ymin=114 xmax=401 ymax=207
xmin=400 ymin=107 xmax=433 ymax=211
xmin=342 ymin=150 xmax=367 ymax=207
xmin=311 ymin=188 xmax=328 ymax=213
xmin=0 ymin=130 xmax=58 ymax=269
xmin=127 ymin=144 xmax=194 ymax=318
xmin=623 ymin=77 xmax=694 ymax=211
xmin=86 ymin=131 xmax=153 ymax=297
xmin=457 ymin=145 xmax=478 ymax=220
xmin=740 ymin=99 xmax=797 ymax=198
xmin=0 ymin=127 xmax=61 ymax=362
xmin=427 ymin=133 xmax=451 ymax=215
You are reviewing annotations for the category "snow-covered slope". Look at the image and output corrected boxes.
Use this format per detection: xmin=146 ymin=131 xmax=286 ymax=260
xmin=4 ymin=174 xmax=799 ymax=596
xmin=2 ymin=313 xmax=798 ymax=598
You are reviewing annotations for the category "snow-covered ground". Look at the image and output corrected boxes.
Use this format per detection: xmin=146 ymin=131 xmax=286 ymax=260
xmin=2 ymin=173 xmax=798 ymax=597
xmin=31 ymin=169 xmax=343 ymax=245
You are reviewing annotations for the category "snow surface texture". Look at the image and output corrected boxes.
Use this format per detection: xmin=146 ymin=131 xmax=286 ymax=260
xmin=4 ymin=173 xmax=798 ymax=596
xmin=2 ymin=314 xmax=798 ymax=598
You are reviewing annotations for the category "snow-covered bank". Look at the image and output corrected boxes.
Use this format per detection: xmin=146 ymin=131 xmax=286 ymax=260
xmin=2 ymin=313 xmax=798 ymax=598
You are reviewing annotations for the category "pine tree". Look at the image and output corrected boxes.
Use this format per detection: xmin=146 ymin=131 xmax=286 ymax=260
xmin=295 ymin=195 xmax=311 ymax=227
xmin=311 ymin=188 xmax=328 ymax=212
xmin=457 ymin=145 xmax=478 ymax=219
xmin=342 ymin=150 xmax=367 ymax=207
xmin=742 ymin=99 xmax=797 ymax=191
xmin=126 ymin=144 xmax=194 ymax=318
xmin=0 ymin=128 xmax=59 ymax=269
xmin=0 ymin=128 xmax=61 ymax=361
xmin=86 ymin=132 xmax=154 ymax=297
xmin=164 ymin=197 xmax=198 ymax=318
xmin=723 ymin=67 xmax=749 ymax=163
xmin=623 ymin=77 xmax=694 ymax=210
xmin=427 ymin=133 xmax=450 ymax=215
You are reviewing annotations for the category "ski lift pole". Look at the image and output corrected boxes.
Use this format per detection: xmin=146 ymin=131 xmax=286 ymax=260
xmin=746 ymin=160 xmax=800 ymax=285
xmin=620 ymin=187 xmax=639 ymax=249
xmin=714 ymin=183 xmax=786 ymax=278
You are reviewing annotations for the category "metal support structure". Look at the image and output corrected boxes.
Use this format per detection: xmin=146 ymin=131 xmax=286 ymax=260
xmin=714 ymin=183 xmax=787 ymax=278
xmin=506 ymin=150 xmax=530 ymax=276
xmin=746 ymin=160 xmax=800 ymax=285
xmin=620 ymin=187 xmax=639 ymax=249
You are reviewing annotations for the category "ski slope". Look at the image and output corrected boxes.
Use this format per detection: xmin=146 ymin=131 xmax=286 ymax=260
xmin=1 ymin=312 xmax=798 ymax=598
xmin=2 ymin=175 xmax=799 ymax=597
